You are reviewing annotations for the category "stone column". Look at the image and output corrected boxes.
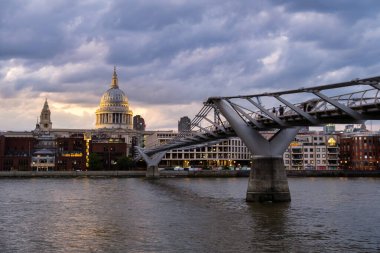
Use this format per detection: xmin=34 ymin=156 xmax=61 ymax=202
xmin=146 ymin=165 xmax=160 ymax=179
xmin=246 ymin=156 xmax=291 ymax=202
xmin=136 ymin=148 xmax=166 ymax=179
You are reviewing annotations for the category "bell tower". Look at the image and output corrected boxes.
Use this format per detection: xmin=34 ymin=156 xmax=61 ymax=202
xmin=40 ymin=99 xmax=52 ymax=131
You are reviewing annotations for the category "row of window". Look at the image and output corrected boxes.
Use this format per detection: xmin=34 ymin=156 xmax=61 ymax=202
xmin=285 ymin=160 xmax=327 ymax=165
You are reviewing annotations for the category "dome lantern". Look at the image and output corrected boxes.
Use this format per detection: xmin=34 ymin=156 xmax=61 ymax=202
xmin=111 ymin=66 xmax=118 ymax=88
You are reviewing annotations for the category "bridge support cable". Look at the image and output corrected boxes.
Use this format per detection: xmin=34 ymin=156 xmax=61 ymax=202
xmin=371 ymin=83 xmax=380 ymax=90
xmin=274 ymin=95 xmax=319 ymax=125
xmin=136 ymin=147 xmax=166 ymax=179
xmin=201 ymin=116 xmax=226 ymax=132
xmin=312 ymin=91 xmax=363 ymax=121
xmin=227 ymin=100 xmax=265 ymax=128
xmin=191 ymin=124 xmax=218 ymax=137
xmin=213 ymin=99 xmax=299 ymax=202
xmin=246 ymin=98 xmax=287 ymax=126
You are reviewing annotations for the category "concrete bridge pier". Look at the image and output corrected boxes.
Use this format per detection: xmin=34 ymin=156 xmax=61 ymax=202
xmin=214 ymin=99 xmax=299 ymax=202
xmin=146 ymin=165 xmax=160 ymax=179
xmin=247 ymin=156 xmax=290 ymax=202
xmin=136 ymin=148 xmax=166 ymax=179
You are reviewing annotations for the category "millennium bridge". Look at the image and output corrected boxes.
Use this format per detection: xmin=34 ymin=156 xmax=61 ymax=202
xmin=137 ymin=76 xmax=380 ymax=202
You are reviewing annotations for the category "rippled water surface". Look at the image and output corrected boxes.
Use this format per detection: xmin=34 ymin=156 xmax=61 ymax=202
xmin=0 ymin=177 xmax=379 ymax=252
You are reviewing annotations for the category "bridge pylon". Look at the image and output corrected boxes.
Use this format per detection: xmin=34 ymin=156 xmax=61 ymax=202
xmin=213 ymin=99 xmax=299 ymax=202
xmin=136 ymin=147 xmax=166 ymax=179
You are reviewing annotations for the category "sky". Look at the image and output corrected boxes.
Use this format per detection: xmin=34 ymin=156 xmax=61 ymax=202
xmin=1 ymin=0 xmax=380 ymax=131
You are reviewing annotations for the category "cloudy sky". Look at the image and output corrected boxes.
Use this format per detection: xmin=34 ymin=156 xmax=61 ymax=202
xmin=1 ymin=0 xmax=380 ymax=131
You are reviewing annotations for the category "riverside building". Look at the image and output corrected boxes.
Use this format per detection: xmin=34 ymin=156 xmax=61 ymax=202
xmin=283 ymin=132 xmax=340 ymax=170
xmin=0 ymin=69 xmax=140 ymax=171
xmin=339 ymin=132 xmax=380 ymax=170
xmin=144 ymin=130 xmax=342 ymax=170
xmin=145 ymin=130 xmax=251 ymax=168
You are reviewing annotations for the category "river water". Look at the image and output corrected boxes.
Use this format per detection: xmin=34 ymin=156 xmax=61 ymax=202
xmin=0 ymin=177 xmax=379 ymax=252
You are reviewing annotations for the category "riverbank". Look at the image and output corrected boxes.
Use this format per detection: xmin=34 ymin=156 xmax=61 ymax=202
xmin=287 ymin=169 xmax=380 ymax=177
xmin=0 ymin=170 xmax=379 ymax=178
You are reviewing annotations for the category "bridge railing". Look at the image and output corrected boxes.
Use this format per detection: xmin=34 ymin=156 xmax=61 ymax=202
xmin=234 ymin=87 xmax=380 ymax=121
xmin=302 ymin=88 xmax=377 ymax=115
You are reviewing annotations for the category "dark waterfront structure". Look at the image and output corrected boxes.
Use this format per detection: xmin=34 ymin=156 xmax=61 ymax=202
xmin=56 ymin=136 xmax=86 ymax=171
xmin=340 ymin=132 xmax=380 ymax=170
xmin=90 ymin=137 xmax=127 ymax=170
xmin=0 ymin=132 xmax=128 ymax=171
xmin=0 ymin=135 xmax=35 ymax=171
xmin=133 ymin=115 xmax=146 ymax=131
xmin=178 ymin=116 xmax=191 ymax=132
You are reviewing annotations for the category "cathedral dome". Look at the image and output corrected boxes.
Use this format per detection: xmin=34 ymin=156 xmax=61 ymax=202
xmin=95 ymin=67 xmax=133 ymax=130
xmin=100 ymin=87 xmax=128 ymax=108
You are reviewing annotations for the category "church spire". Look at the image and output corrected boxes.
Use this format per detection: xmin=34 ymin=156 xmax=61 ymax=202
xmin=40 ymin=99 xmax=52 ymax=131
xmin=111 ymin=66 xmax=118 ymax=88
xmin=43 ymin=98 xmax=49 ymax=110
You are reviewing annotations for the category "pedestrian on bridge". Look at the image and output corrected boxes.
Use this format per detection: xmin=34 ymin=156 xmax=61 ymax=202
xmin=279 ymin=105 xmax=284 ymax=116
xmin=272 ymin=107 xmax=277 ymax=115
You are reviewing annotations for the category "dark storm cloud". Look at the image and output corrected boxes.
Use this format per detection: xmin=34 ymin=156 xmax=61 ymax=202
xmin=272 ymin=0 xmax=380 ymax=18
xmin=102 ymin=0 xmax=205 ymax=31
xmin=1 ymin=1 xmax=73 ymax=59
xmin=1 ymin=0 xmax=380 ymax=130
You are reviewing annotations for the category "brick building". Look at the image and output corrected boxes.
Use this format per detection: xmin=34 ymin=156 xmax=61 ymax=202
xmin=90 ymin=138 xmax=127 ymax=170
xmin=340 ymin=132 xmax=380 ymax=170
xmin=0 ymin=134 xmax=35 ymax=171
xmin=56 ymin=136 xmax=86 ymax=171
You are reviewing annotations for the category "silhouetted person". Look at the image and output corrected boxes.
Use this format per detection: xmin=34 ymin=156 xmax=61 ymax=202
xmin=279 ymin=105 xmax=284 ymax=116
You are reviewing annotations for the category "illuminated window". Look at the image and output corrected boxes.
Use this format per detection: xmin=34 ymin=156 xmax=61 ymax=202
xmin=328 ymin=137 xmax=336 ymax=146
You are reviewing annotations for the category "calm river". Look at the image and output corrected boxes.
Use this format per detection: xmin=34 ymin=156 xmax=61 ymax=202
xmin=0 ymin=177 xmax=379 ymax=252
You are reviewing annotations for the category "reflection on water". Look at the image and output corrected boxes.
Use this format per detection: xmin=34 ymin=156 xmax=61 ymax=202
xmin=0 ymin=177 xmax=379 ymax=252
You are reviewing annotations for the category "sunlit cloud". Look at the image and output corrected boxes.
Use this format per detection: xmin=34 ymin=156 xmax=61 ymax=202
xmin=0 ymin=0 xmax=379 ymax=131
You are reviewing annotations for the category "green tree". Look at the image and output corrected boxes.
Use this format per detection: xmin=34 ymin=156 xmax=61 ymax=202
xmin=89 ymin=153 xmax=102 ymax=171
xmin=117 ymin=156 xmax=135 ymax=170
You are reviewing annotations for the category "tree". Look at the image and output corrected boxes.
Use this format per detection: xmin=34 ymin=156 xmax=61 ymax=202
xmin=117 ymin=156 xmax=135 ymax=170
xmin=88 ymin=153 xmax=102 ymax=171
